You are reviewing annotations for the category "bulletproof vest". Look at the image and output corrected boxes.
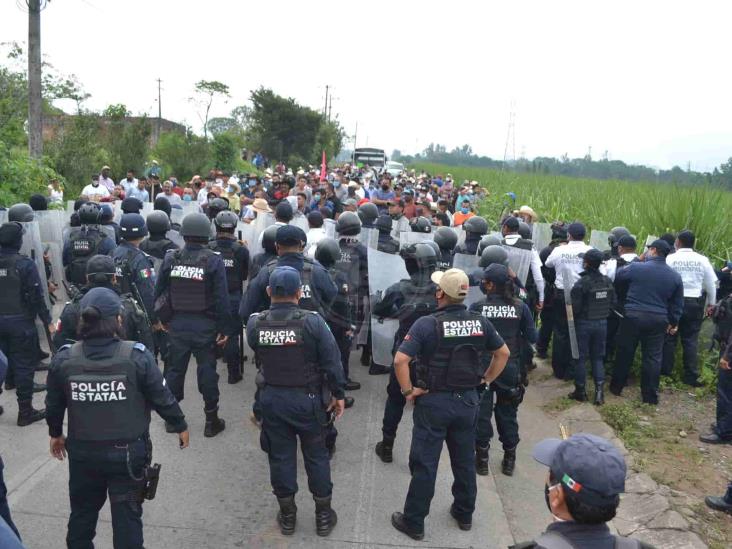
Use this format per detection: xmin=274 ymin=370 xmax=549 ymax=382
xmin=62 ymin=341 xmax=148 ymax=443
xmin=335 ymin=239 xmax=361 ymax=298
xmin=584 ymin=273 xmax=613 ymax=320
xmin=169 ymin=248 xmax=213 ymax=315
xmin=503 ymin=237 xmax=533 ymax=251
xmin=424 ymin=308 xmax=485 ymax=391
xmin=476 ymin=294 xmax=523 ymax=356
xmin=66 ymin=226 xmax=106 ymax=285
xmin=210 ymin=239 xmax=244 ymax=294
xmin=456 ymin=237 xmax=479 ymax=255
xmin=0 ymin=254 xmax=25 ymax=315
xmin=437 ymin=249 xmax=454 ymax=271
xmin=396 ymin=279 xmax=438 ymax=340
xmin=140 ymin=237 xmax=173 ymax=260
xmin=377 ymin=235 xmax=400 ymax=254
xmin=266 ymin=258 xmax=318 ymax=312
xmin=254 ymin=309 xmax=319 ymax=388
xmin=114 ymin=248 xmax=136 ymax=295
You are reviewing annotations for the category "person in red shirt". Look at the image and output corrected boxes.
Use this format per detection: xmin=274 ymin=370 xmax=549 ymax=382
xmin=403 ymin=193 xmax=418 ymax=219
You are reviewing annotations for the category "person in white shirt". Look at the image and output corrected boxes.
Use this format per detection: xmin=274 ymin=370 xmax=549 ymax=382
xmin=544 ymin=222 xmax=592 ymax=379
xmin=48 ymin=179 xmax=64 ymax=205
xmin=197 ymin=177 xmax=214 ymax=205
xmin=99 ymin=166 xmax=115 ymax=193
xmin=81 ymin=175 xmax=111 ymax=201
xmin=161 ymin=180 xmax=182 ymax=205
xmin=119 ymin=170 xmax=138 ymax=195
xmin=662 ymin=230 xmax=718 ymax=386
xmin=501 ymin=217 xmax=545 ymax=307
xmin=305 ymin=211 xmax=327 ymax=258
xmin=604 ymin=235 xmax=639 ymax=282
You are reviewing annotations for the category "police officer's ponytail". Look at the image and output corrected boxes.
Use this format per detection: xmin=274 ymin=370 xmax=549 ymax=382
xmin=488 ymin=279 xmax=516 ymax=303
xmin=77 ymin=306 xmax=126 ymax=340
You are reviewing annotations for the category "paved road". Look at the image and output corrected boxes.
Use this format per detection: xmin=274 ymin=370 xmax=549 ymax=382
xmin=2 ymin=346 xmax=560 ymax=548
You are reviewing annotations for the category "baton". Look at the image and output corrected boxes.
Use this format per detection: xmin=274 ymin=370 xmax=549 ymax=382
xmin=238 ymin=229 xmax=246 ymax=375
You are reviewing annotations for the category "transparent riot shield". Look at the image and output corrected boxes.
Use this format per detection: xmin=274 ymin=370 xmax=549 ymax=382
xmin=399 ymin=231 xmax=434 ymax=249
xmin=589 ymin=230 xmax=612 ymax=252
xmin=66 ymin=200 xmax=76 ymax=218
xmin=0 ymin=210 xmax=6 ymax=224
xmin=452 ymin=253 xmax=483 ymax=307
xmin=166 ymin=229 xmax=184 ymax=249
xmin=291 ymin=214 xmax=310 ymax=234
xmin=169 ymin=207 xmax=185 ymax=228
xmin=532 ymin=223 xmax=552 ymax=252
xmin=360 ymin=227 xmax=379 ymax=250
xmin=390 ymin=216 xmax=410 ymax=239
xmin=20 ymin=221 xmax=50 ymax=308
xmin=249 ymin=212 xmax=276 ymax=257
xmin=237 ymin=221 xmax=256 ymax=249
xmin=181 ymin=202 xmax=201 ymax=217
xmin=35 ymin=211 xmax=67 ymax=303
xmin=324 ymin=218 xmax=336 ymax=239
xmin=561 ymin=265 xmax=580 ymax=360
xmin=502 ymin=244 xmax=533 ymax=286
xmin=368 ymin=248 xmax=409 ymax=367
xmin=141 ymin=202 xmax=154 ymax=217
xmin=112 ymin=200 xmax=123 ymax=223
xmin=449 ymin=226 xmax=465 ymax=247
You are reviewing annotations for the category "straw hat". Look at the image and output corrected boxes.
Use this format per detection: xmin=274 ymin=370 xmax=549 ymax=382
xmin=518 ymin=205 xmax=538 ymax=221
xmin=252 ymin=198 xmax=272 ymax=214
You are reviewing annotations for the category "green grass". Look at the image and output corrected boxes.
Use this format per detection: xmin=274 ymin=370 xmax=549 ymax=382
xmin=413 ymin=163 xmax=732 ymax=263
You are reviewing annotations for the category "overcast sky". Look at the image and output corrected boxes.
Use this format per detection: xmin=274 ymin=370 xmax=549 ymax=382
xmin=2 ymin=0 xmax=731 ymax=170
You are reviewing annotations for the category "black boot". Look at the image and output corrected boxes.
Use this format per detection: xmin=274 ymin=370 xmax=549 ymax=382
xmin=476 ymin=445 xmax=490 ymax=476
xmin=501 ymin=448 xmax=516 ymax=476
xmin=594 ymin=381 xmax=605 ymax=406
xmin=568 ymin=385 xmax=587 ymax=402
xmin=375 ymin=437 xmax=394 ymax=463
xmin=314 ymin=495 xmax=337 ymax=537
xmin=35 ymin=362 xmax=50 ymax=372
xmin=227 ymin=367 xmax=243 ymax=384
xmin=203 ymin=407 xmax=226 ymax=438
xmin=276 ymin=496 xmax=297 ymax=535
xmin=17 ymin=400 xmax=45 ymax=426
xmin=33 ymin=382 xmax=47 ymax=393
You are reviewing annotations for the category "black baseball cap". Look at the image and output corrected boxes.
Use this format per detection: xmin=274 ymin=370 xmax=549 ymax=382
xmin=275 ymin=225 xmax=307 ymax=246
xmin=503 ymin=217 xmax=520 ymax=231
xmin=482 ymin=263 xmax=511 ymax=284
xmin=86 ymin=255 xmax=116 ymax=275
xmin=617 ymin=235 xmax=636 ymax=249
xmin=567 ymin=222 xmax=586 ymax=239
xmin=648 ymin=239 xmax=671 ymax=256
xmin=533 ymin=433 xmax=626 ymax=505
xmin=579 ymin=248 xmax=604 ymax=266
xmin=79 ymin=287 xmax=123 ymax=319
xmin=268 ymin=266 xmax=301 ymax=297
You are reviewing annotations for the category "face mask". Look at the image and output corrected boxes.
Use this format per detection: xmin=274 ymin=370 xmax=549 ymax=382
xmin=215 ymin=178 xmax=224 ymax=186
xmin=334 ymin=181 xmax=341 ymax=188
xmin=183 ymin=195 xmax=192 ymax=202
xmin=126 ymin=177 xmax=133 ymax=182
xmin=248 ymin=180 xmax=256 ymax=188
xmin=544 ymin=484 xmax=552 ymax=513
xmin=314 ymin=194 xmax=321 ymax=202
xmin=381 ymin=184 xmax=389 ymax=191
xmin=92 ymin=182 xmax=99 ymax=187
xmin=461 ymin=207 xmax=469 ymax=214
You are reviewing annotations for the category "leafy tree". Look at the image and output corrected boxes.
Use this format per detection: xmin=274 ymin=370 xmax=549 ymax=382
xmin=212 ymin=131 xmax=240 ymax=172
xmin=0 ymin=142 xmax=63 ymax=206
xmin=101 ymin=104 xmax=151 ymax=179
xmin=191 ymin=80 xmax=230 ymax=138
xmin=207 ymin=117 xmax=238 ymax=136
xmin=153 ymin=130 xmax=211 ymax=181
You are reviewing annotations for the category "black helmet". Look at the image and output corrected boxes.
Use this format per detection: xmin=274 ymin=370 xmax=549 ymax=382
xmin=400 ymin=242 xmax=437 ymax=274
xmin=518 ymin=221 xmax=532 ymax=240
xmin=434 ymin=226 xmax=457 ymax=251
xmin=551 ymin=221 xmax=568 ymax=242
xmin=463 ymin=216 xmax=489 ymax=236
xmin=121 ymin=197 xmax=143 ymax=214
xmin=315 ymin=238 xmax=341 ymax=269
xmin=146 ymin=211 xmax=171 ymax=234
xmin=100 ymin=204 xmax=114 ymax=223
xmin=357 ymin=202 xmax=379 ymax=226
xmin=375 ymin=214 xmax=393 ymax=233
xmin=423 ymin=240 xmax=441 ymax=259
xmin=180 ymin=213 xmax=212 ymax=239
xmin=336 ymin=211 xmax=361 ymax=236
xmin=479 ymin=245 xmax=509 ymax=268
xmin=78 ymin=202 xmax=102 ymax=224
xmin=154 ymin=195 xmax=172 ymax=217
xmin=478 ymin=234 xmax=502 ymax=256
xmin=214 ymin=210 xmax=239 ymax=232
xmin=262 ymin=224 xmax=279 ymax=254
xmin=207 ymin=198 xmax=229 ymax=220
xmin=119 ymin=213 xmax=148 ymax=239
xmin=8 ymin=203 xmax=34 ymax=222
xmin=410 ymin=216 xmax=432 ymax=234
xmin=609 ymin=226 xmax=631 ymax=247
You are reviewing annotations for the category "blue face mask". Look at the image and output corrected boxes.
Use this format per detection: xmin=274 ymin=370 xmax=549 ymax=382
xmin=248 ymin=179 xmax=256 ymax=187
xmin=461 ymin=207 xmax=469 ymax=214
xmin=334 ymin=181 xmax=341 ymax=188
xmin=183 ymin=194 xmax=192 ymax=202
xmin=314 ymin=193 xmax=321 ymax=202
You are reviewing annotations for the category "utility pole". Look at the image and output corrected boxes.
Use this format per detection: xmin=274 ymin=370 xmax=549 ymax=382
xmin=27 ymin=0 xmax=44 ymax=158
xmin=323 ymin=85 xmax=329 ymax=119
xmin=156 ymin=78 xmax=163 ymax=138
xmin=327 ymin=95 xmax=335 ymax=122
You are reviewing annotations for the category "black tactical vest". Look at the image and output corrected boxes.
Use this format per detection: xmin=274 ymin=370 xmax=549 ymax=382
xmin=140 ymin=237 xmax=174 ymax=260
xmin=584 ymin=273 xmax=613 ymax=320
xmin=436 ymin=249 xmax=454 ymax=271
xmin=266 ymin=259 xmax=318 ymax=312
xmin=254 ymin=309 xmax=319 ymax=388
xmin=210 ymin=239 xmax=243 ymax=294
xmin=66 ymin=226 xmax=106 ymax=285
xmin=396 ymin=280 xmax=438 ymax=342
xmin=476 ymin=295 xmax=523 ymax=356
xmin=62 ymin=341 xmax=148 ymax=443
xmin=335 ymin=239 xmax=362 ymax=299
xmin=503 ymin=237 xmax=533 ymax=251
xmin=424 ymin=308 xmax=486 ymax=391
xmin=0 ymin=254 xmax=24 ymax=315
xmin=169 ymin=248 xmax=213 ymax=314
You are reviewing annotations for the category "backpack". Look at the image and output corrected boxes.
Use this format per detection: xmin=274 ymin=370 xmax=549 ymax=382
xmin=712 ymin=294 xmax=732 ymax=349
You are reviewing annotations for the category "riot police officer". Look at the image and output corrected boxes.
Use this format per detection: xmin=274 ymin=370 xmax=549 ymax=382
xmin=390 ymin=268 xmax=509 ymax=541
xmin=112 ymin=214 xmax=157 ymax=323
xmin=121 ymin=197 xmax=143 ymax=214
xmin=154 ymin=213 xmax=232 ymax=437
xmin=246 ymin=266 xmax=345 ymax=537
xmin=357 ymin=202 xmax=379 ymax=229
xmin=54 ymin=255 xmax=154 ymax=353
xmin=376 ymin=215 xmax=400 ymax=254
xmin=249 ymin=224 xmax=279 ymax=281
xmin=454 ymin=216 xmax=489 ymax=255
xmin=372 ymin=243 xmax=438 ymax=462
xmin=0 ymin=222 xmax=53 ymax=425
xmin=536 ymin=222 xmax=568 ymax=358
xmin=153 ymin=195 xmax=181 ymax=232
xmin=210 ymin=210 xmax=250 ymax=384
xmin=471 ymin=264 xmax=537 ymax=476
xmin=139 ymin=211 xmax=179 ymax=264
xmin=63 ymin=202 xmax=116 ymax=287
xmin=434 ymin=226 xmax=457 ymax=270
xmin=410 ymin=216 xmax=432 ymax=234
xmin=45 ymin=287 xmax=189 ymax=549
xmin=100 ymin=204 xmax=121 ymax=244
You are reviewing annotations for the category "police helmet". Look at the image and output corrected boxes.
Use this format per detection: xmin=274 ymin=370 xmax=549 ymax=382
xmin=410 ymin=216 xmax=432 ymax=234
xmin=214 ymin=210 xmax=239 ymax=232
xmin=154 ymin=195 xmax=172 ymax=216
xmin=477 ymin=234 xmax=502 ymax=256
xmin=78 ymin=202 xmax=102 ymax=224
xmin=336 ymin=211 xmax=361 ymax=236
xmin=8 ymin=203 xmax=34 ymax=223
xmin=463 ymin=215 xmax=489 ymax=236
xmin=314 ymin=238 xmax=340 ymax=269
xmin=119 ymin=213 xmax=148 ymax=239
xmin=400 ymin=242 xmax=437 ymax=274
xmin=434 ymin=226 xmax=458 ymax=251
xmin=518 ymin=221 xmax=532 ymax=240
xmin=551 ymin=221 xmax=568 ymax=242
xmin=262 ymin=224 xmax=280 ymax=254
xmin=99 ymin=204 xmax=114 ymax=223
xmin=207 ymin=197 xmax=230 ymax=219
xmin=357 ymin=202 xmax=379 ymax=226
xmin=423 ymin=240 xmax=442 ymax=259
xmin=609 ymin=226 xmax=631 ymax=247
xmin=479 ymin=245 xmax=509 ymax=268
xmin=180 ymin=213 xmax=212 ymax=239
xmin=375 ymin=214 xmax=393 ymax=233
xmin=121 ymin=197 xmax=143 ymax=214
xmin=146 ymin=211 xmax=171 ymax=235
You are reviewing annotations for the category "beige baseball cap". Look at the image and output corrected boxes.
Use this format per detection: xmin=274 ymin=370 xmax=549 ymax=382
xmin=430 ymin=268 xmax=469 ymax=299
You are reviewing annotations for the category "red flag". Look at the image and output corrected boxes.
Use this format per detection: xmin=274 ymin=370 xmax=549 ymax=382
xmin=320 ymin=150 xmax=327 ymax=182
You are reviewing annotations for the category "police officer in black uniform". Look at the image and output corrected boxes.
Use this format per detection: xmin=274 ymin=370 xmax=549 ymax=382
xmin=100 ymin=204 xmax=121 ymax=244
xmin=121 ymin=197 xmax=143 ymax=214
xmin=139 ymin=211 xmax=179 ymax=265
xmin=54 ymin=255 xmax=154 ymax=353
xmin=568 ymin=249 xmax=615 ymax=405
xmin=246 ymin=266 xmax=345 ymax=538
xmin=249 ymin=224 xmax=279 ymax=281
xmin=154 ymin=213 xmax=232 ymax=437
xmin=357 ymin=202 xmax=379 ymax=229
xmin=0 ymin=222 xmax=53 ymax=426
xmin=471 ymin=264 xmax=537 ymax=477
xmin=63 ymin=202 xmax=116 ymax=287
xmin=454 ymin=216 xmax=489 ymax=255
xmin=434 ymin=226 xmax=457 ymax=270
xmin=390 ymin=268 xmax=510 ymax=541
xmin=372 ymin=243 xmax=438 ymax=462
xmin=410 ymin=216 xmax=432 ymax=234
xmin=376 ymin=215 xmax=400 ymax=254
xmin=536 ymin=222 xmax=568 ymax=358
xmin=45 ymin=287 xmax=189 ymax=549
xmin=209 ymin=210 xmax=250 ymax=384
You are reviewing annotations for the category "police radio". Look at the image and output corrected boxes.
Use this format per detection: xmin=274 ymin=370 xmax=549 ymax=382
xmin=143 ymin=463 xmax=162 ymax=500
